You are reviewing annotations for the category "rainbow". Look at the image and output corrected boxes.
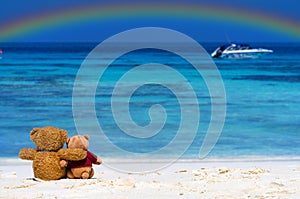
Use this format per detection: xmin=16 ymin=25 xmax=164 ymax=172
xmin=0 ymin=2 xmax=300 ymax=41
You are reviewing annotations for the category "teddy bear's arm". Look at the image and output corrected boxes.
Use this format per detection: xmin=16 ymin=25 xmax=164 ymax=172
xmin=87 ymin=151 xmax=102 ymax=165
xmin=19 ymin=148 xmax=37 ymax=160
xmin=57 ymin=148 xmax=87 ymax=161
xmin=96 ymin=157 xmax=102 ymax=165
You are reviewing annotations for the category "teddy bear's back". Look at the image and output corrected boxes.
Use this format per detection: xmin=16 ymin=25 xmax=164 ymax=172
xmin=33 ymin=152 xmax=66 ymax=180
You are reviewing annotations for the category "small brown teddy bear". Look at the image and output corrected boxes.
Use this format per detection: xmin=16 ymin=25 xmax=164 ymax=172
xmin=19 ymin=126 xmax=87 ymax=181
xmin=66 ymin=135 xmax=102 ymax=179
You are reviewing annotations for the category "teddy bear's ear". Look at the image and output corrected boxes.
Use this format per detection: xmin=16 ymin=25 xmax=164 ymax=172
xmin=83 ymin=135 xmax=89 ymax=140
xmin=30 ymin=128 xmax=39 ymax=141
xmin=60 ymin=129 xmax=68 ymax=142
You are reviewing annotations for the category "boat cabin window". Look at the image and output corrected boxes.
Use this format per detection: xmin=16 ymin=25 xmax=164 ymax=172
xmin=227 ymin=46 xmax=237 ymax=51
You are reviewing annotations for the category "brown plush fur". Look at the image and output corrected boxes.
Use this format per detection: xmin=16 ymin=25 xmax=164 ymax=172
xmin=19 ymin=126 xmax=87 ymax=181
xmin=67 ymin=135 xmax=102 ymax=179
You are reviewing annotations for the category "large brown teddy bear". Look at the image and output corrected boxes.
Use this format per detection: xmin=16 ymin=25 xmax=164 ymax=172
xmin=66 ymin=135 xmax=102 ymax=179
xmin=19 ymin=126 xmax=87 ymax=181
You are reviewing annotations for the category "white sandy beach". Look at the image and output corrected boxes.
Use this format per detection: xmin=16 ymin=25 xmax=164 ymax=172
xmin=1 ymin=158 xmax=300 ymax=199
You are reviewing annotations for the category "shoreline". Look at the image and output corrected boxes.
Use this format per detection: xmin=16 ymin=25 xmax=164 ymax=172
xmin=1 ymin=158 xmax=299 ymax=198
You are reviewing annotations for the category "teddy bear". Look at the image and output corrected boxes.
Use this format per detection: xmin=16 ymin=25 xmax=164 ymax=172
xmin=19 ymin=126 xmax=87 ymax=181
xmin=66 ymin=135 xmax=102 ymax=179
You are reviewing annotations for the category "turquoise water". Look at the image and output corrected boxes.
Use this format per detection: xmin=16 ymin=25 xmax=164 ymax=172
xmin=0 ymin=42 xmax=299 ymax=158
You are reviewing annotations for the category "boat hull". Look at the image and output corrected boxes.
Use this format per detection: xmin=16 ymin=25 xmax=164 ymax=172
xmin=221 ymin=49 xmax=273 ymax=59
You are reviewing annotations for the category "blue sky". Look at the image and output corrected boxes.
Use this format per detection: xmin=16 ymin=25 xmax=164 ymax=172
xmin=1 ymin=0 xmax=300 ymax=42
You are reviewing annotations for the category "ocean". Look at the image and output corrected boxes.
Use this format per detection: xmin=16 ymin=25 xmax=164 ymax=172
xmin=0 ymin=42 xmax=299 ymax=159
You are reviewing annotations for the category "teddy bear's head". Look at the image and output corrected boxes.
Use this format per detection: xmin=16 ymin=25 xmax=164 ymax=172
xmin=30 ymin=126 xmax=68 ymax=151
xmin=67 ymin=135 xmax=89 ymax=151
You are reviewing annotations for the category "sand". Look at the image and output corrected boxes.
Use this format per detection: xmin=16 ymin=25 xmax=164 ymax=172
xmin=1 ymin=158 xmax=299 ymax=199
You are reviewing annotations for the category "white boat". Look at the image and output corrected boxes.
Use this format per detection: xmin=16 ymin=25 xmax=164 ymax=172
xmin=211 ymin=43 xmax=273 ymax=59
